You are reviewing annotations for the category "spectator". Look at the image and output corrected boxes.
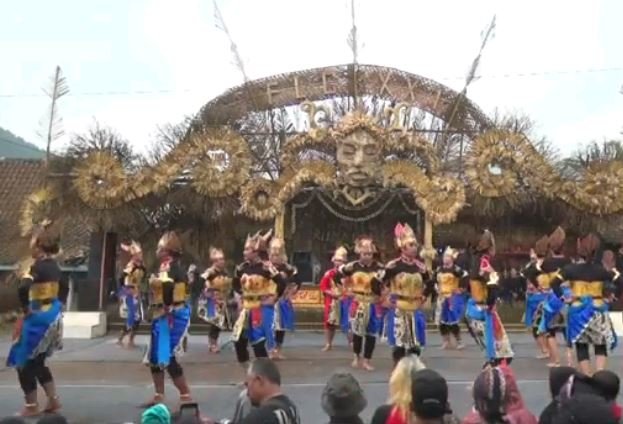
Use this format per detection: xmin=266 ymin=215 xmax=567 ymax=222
xmin=552 ymin=393 xmax=617 ymax=424
xmin=321 ymin=372 xmax=367 ymax=424
xmin=36 ymin=415 xmax=68 ymax=424
xmin=240 ymin=358 xmax=300 ymax=424
xmin=231 ymin=388 xmax=254 ymax=424
xmin=142 ymin=403 xmax=171 ymax=424
xmin=538 ymin=366 xmax=575 ymax=424
xmin=371 ymin=356 xmax=459 ymax=424
xmin=463 ymin=365 xmax=537 ymax=424
xmin=593 ymin=370 xmax=622 ymax=420
xmin=0 ymin=418 xmax=26 ymax=424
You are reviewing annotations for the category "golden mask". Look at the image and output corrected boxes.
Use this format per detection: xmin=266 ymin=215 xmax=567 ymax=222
xmin=391 ymin=272 xmax=424 ymax=311
xmin=437 ymin=272 xmax=459 ymax=297
xmin=29 ymin=282 xmax=59 ymax=302
xmin=571 ymin=280 xmax=603 ymax=301
xmin=469 ymin=279 xmax=488 ymax=303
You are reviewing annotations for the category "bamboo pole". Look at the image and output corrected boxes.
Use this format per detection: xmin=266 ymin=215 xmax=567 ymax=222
xmin=274 ymin=209 xmax=285 ymax=239
xmin=424 ymin=213 xmax=434 ymax=271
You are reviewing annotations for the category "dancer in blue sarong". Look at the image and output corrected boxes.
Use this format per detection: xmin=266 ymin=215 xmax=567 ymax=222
xmin=435 ymin=246 xmax=468 ymax=350
xmin=269 ymin=237 xmax=299 ymax=360
xmin=117 ymin=240 xmax=145 ymax=349
xmin=142 ymin=231 xmax=192 ymax=409
xmin=7 ymin=219 xmax=66 ymax=417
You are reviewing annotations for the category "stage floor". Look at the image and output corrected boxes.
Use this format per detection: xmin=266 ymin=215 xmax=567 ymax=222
xmin=0 ymin=332 xmax=621 ymax=423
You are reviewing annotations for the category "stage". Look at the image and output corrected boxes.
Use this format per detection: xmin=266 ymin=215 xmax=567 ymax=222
xmin=0 ymin=332 xmax=621 ymax=423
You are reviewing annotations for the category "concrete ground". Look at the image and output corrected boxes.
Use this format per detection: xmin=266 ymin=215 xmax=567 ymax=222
xmin=0 ymin=331 xmax=621 ymax=423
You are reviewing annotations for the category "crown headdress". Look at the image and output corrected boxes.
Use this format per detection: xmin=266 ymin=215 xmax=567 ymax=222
xmin=121 ymin=240 xmax=142 ymax=257
xmin=332 ymin=246 xmax=348 ymax=262
xmin=354 ymin=235 xmax=376 ymax=254
xmin=245 ymin=229 xmax=273 ymax=251
xmin=394 ymin=222 xmax=417 ymax=249
xmin=157 ymin=231 xmax=182 ymax=254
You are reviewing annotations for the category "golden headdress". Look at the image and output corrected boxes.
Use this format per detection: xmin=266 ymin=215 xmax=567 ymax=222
xmin=534 ymin=235 xmax=549 ymax=258
xmin=548 ymin=226 xmax=566 ymax=253
xmin=332 ymin=246 xmax=348 ymax=262
xmin=120 ymin=240 xmax=142 ymax=257
xmin=209 ymin=247 xmax=224 ymax=261
xmin=354 ymin=235 xmax=376 ymax=254
xmin=269 ymin=237 xmax=287 ymax=260
xmin=443 ymin=246 xmax=459 ymax=260
xmin=157 ymin=231 xmax=182 ymax=254
xmin=577 ymin=233 xmax=600 ymax=259
xmin=475 ymin=229 xmax=495 ymax=255
xmin=245 ymin=229 xmax=273 ymax=251
xmin=29 ymin=218 xmax=61 ymax=255
xmin=394 ymin=222 xmax=417 ymax=249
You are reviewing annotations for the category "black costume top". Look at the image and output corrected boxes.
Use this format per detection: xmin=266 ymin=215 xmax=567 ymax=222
xmin=335 ymin=260 xmax=384 ymax=301
xmin=468 ymin=254 xmax=498 ymax=307
xmin=383 ymin=257 xmax=432 ymax=311
xmin=233 ymin=260 xmax=287 ymax=309
xmin=18 ymin=257 xmax=68 ymax=311
xmin=560 ymin=262 xmax=620 ymax=306
xmin=150 ymin=257 xmax=187 ymax=309
xmin=435 ymin=264 xmax=468 ymax=298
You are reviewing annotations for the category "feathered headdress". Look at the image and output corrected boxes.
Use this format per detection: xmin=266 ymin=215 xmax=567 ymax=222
xmin=245 ymin=229 xmax=273 ymax=252
xmin=157 ymin=231 xmax=182 ymax=254
xmin=534 ymin=235 xmax=549 ymax=258
xmin=577 ymin=233 xmax=600 ymax=259
xmin=443 ymin=246 xmax=459 ymax=260
xmin=120 ymin=240 xmax=142 ymax=257
xmin=475 ymin=229 xmax=495 ymax=255
xmin=209 ymin=247 xmax=224 ymax=261
xmin=548 ymin=226 xmax=566 ymax=254
xmin=354 ymin=235 xmax=376 ymax=254
xmin=394 ymin=222 xmax=417 ymax=249
xmin=332 ymin=246 xmax=348 ymax=262
xmin=269 ymin=237 xmax=287 ymax=260
xmin=29 ymin=218 xmax=61 ymax=255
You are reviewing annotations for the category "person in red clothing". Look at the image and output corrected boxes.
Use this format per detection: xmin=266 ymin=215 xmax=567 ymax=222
xmin=320 ymin=246 xmax=348 ymax=351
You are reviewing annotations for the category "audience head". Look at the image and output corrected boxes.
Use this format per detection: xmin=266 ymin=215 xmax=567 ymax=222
xmin=36 ymin=415 xmax=68 ymax=424
xmin=142 ymin=403 xmax=171 ymax=424
xmin=389 ymin=355 xmax=427 ymax=418
xmin=548 ymin=367 xmax=575 ymax=399
xmin=246 ymin=358 xmax=282 ymax=407
xmin=0 ymin=418 xmax=26 ymax=424
xmin=472 ymin=366 xmax=509 ymax=422
xmin=553 ymin=393 xmax=617 ymax=424
xmin=593 ymin=370 xmax=620 ymax=401
xmin=321 ymin=372 xmax=367 ymax=419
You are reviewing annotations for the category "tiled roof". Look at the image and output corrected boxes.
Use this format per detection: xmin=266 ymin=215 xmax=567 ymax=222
xmin=0 ymin=159 xmax=90 ymax=264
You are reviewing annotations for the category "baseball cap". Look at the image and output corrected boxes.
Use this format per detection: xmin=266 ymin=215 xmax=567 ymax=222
xmin=411 ymin=369 xmax=449 ymax=419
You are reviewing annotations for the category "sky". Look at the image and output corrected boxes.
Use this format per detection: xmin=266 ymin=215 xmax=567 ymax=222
xmin=0 ymin=0 xmax=621 ymax=157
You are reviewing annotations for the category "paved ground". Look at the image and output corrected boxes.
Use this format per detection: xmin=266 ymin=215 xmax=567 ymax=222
xmin=0 ymin=331 xmax=621 ymax=423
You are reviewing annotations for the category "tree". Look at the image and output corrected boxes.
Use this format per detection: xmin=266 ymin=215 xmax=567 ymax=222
xmin=561 ymin=139 xmax=623 ymax=179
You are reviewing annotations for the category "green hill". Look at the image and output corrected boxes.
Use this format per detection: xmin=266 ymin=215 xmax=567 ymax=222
xmin=0 ymin=128 xmax=45 ymax=159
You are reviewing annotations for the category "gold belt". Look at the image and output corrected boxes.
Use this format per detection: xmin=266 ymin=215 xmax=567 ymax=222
xmin=29 ymin=282 xmax=59 ymax=302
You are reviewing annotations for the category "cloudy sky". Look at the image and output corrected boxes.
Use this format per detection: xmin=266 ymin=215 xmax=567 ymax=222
xmin=0 ymin=0 xmax=621 ymax=157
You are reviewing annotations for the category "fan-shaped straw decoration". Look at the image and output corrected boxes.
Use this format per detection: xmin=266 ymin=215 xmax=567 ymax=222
xmin=188 ymin=128 xmax=252 ymax=197
xmin=277 ymin=161 xmax=335 ymax=204
xmin=73 ymin=152 xmax=129 ymax=209
xmin=19 ymin=187 xmax=56 ymax=237
xmin=240 ymin=179 xmax=280 ymax=221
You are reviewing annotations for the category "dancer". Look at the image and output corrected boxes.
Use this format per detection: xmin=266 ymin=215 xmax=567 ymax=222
xmin=522 ymin=237 xmax=550 ymax=359
xmin=435 ymin=246 xmax=468 ymax=350
xmin=563 ymin=233 xmax=618 ymax=374
xmin=335 ymin=235 xmax=384 ymax=371
xmin=232 ymin=230 xmax=286 ymax=367
xmin=538 ymin=227 xmax=571 ymax=366
xmin=269 ymin=237 xmax=299 ymax=359
xmin=465 ymin=230 xmax=514 ymax=366
xmin=197 ymin=247 xmax=232 ymax=353
xmin=7 ymin=220 xmax=65 ymax=417
xmin=319 ymin=246 xmax=348 ymax=351
xmin=142 ymin=231 xmax=192 ymax=408
xmin=117 ymin=240 xmax=145 ymax=349
xmin=384 ymin=223 xmax=429 ymax=367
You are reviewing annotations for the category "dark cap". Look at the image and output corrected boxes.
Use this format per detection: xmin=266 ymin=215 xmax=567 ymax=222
xmin=321 ymin=372 xmax=367 ymax=418
xmin=412 ymin=369 xmax=448 ymax=419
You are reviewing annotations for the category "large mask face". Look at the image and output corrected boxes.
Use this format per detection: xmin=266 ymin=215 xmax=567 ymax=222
xmin=336 ymin=129 xmax=382 ymax=187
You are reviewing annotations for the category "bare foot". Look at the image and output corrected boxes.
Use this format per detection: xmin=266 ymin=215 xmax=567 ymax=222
xmin=322 ymin=344 xmax=332 ymax=352
xmin=116 ymin=339 xmax=124 ymax=347
xmin=362 ymin=361 xmax=375 ymax=371
xmin=140 ymin=394 xmax=164 ymax=409
xmin=351 ymin=357 xmax=360 ymax=368
xmin=456 ymin=342 xmax=465 ymax=350
xmin=43 ymin=396 xmax=62 ymax=413
xmin=536 ymin=353 xmax=549 ymax=359
xmin=439 ymin=342 xmax=449 ymax=350
xmin=547 ymin=362 xmax=560 ymax=368
xmin=16 ymin=404 xmax=40 ymax=417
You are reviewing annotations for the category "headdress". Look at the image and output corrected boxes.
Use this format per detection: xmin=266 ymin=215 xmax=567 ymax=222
xmin=394 ymin=222 xmax=417 ymax=249
xmin=442 ymin=246 xmax=458 ymax=260
xmin=269 ymin=237 xmax=287 ymax=260
xmin=354 ymin=235 xmax=376 ymax=254
xmin=534 ymin=235 xmax=549 ymax=258
xmin=120 ymin=240 xmax=142 ymax=257
xmin=209 ymin=247 xmax=224 ymax=261
xmin=157 ymin=231 xmax=182 ymax=254
xmin=475 ymin=229 xmax=495 ymax=255
xmin=29 ymin=219 xmax=61 ymax=255
xmin=332 ymin=246 xmax=348 ymax=262
xmin=245 ymin=229 xmax=273 ymax=252
xmin=548 ymin=226 xmax=566 ymax=253
xmin=577 ymin=233 xmax=600 ymax=259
